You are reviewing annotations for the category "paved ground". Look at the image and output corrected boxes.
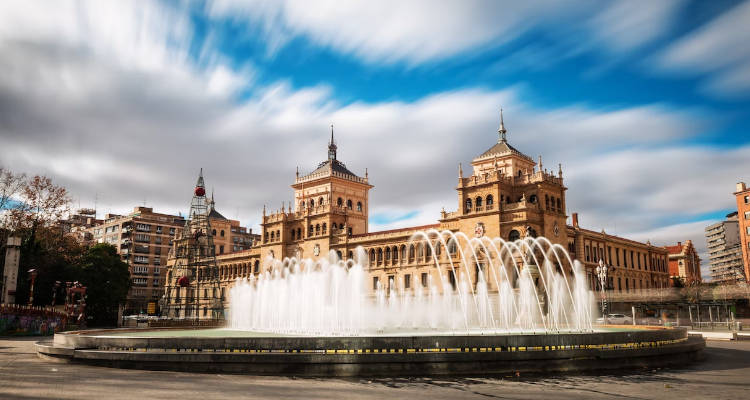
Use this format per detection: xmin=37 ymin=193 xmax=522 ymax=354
xmin=1 ymin=337 xmax=749 ymax=399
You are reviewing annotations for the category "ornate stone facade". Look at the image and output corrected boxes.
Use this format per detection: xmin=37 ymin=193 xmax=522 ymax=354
xmin=165 ymin=112 xmax=671 ymax=317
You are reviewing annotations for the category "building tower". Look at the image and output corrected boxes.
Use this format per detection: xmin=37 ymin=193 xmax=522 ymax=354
xmin=162 ymin=169 xmax=223 ymax=319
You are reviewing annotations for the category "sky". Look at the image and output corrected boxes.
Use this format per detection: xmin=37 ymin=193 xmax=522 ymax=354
xmin=1 ymin=0 xmax=750 ymax=281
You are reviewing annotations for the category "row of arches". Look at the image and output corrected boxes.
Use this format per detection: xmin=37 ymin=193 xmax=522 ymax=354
xmin=465 ymin=195 xmax=494 ymax=213
xmin=366 ymin=241 xmax=458 ymax=267
xmin=545 ymin=194 xmax=561 ymax=212
xmin=300 ymin=197 xmax=364 ymax=212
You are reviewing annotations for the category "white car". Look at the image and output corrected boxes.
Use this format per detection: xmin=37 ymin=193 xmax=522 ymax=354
xmin=596 ymin=314 xmax=631 ymax=325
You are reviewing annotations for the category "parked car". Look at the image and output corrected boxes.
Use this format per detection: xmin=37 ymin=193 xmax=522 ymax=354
xmin=596 ymin=314 xmax=631 ymax=325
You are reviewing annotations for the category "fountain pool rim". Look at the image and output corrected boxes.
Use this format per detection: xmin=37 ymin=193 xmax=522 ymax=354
xmin=36 ymin=325 xmax=704 ymax=376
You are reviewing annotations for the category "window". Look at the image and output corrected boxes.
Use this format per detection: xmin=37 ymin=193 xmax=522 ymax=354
xmin=404 ymin=274 xmax=411 ymax=289
xmin=465 ymin=198 xmax=472 ymax=212
xmin=745 ymin=211 xmax=750 ymax=220
xmin=357 ymin=201 xmax=362 ymax=211
xmin=316 ymin=224 xmax=320 ymax=235
xmin=322 ymin=223 xmax=327 ymax=234
xmin=348 ymin=227 xmax=352 ymax=235
xmin=212 ymin=229 xmax=217 ymax=236
xmin=509 ymin=229 xmax=520 ymax=241
xmin=254 ymin=260 xmax=259 ymax=274
xmin=421 ymin=272 xmax=428 ymax=287
xmin=337 ymin=197 xmax=343 ymax=206
xmin=475 ymin=196 xmax=483 ymax=208
xmin=169 ymin=227 xmax=175 ymax=235
xmin=486 ymin=195 xmax=494 ymax=208
xmin=347 ymin=199 xmax=353 ymax=209
xmin=220 ymin=230 xmax=225 ymax=237
xmin=219 ymin=245 xmax=224 ymax=254
xmin=745 ymin=195 xmax=750 ymax=204
xmin=319 ymin=196 xmax=324 ymax=206
xmin=373 ymin=276 xmax=379 ymax=290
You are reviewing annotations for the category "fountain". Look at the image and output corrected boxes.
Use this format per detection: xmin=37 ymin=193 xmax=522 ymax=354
xmin=228 ymin=231 xmax=595 ymax=336
xmin=36 ymin=231 xmax=705 ymax=375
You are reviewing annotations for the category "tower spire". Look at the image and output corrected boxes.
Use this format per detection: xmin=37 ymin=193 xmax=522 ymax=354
xmin=328 ymin=124 xmax=337 ymax=160
xmin=498 ymin=108 xmax=507 ymax=143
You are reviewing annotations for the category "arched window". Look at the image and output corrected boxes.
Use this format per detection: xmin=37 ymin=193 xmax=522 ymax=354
xmin=475 ymin=196 xmax=483 ymax=208
xmin=357 ymin=201 xmax=362 ymax=211
xmin=336 ymin=250 xmax=342 ymax=260
xmin=418 ymin=243 xmax=424 ymax=258
xmin=370 ymin=249 xmax=376 ymax=263
xmin=337 ymin=197 xmax=343 ymax=206
xmin=527 ymin=227 xmax=538 ymax=238
xmin=220 ymin=230 xmax=225 ymax=237
xmin=517 ymin=170 xmax=522 ymax=177
xmin=465 ymin=198 xmax=472 ymax=212
xmin=270 ymin=231 xmax=275 ymax=240
xmin=377 ymin=248 xmax=383 ymax=263
xmin=556 ymin=198 xmax=561 ymax=211
xmin=309 ymin=199 xmax=314 ymax=208
xmin=401 ymin=245 xmax=407 ymax=260
xmin=254 ymin=260 xmax=259 ymax=273
xmin=322 ymin=223 xmax=327 ymax=234
xmin=550 ymin=196 xmax=556 ymax=210
xmin=448 ymin=239 xmax=457 ymax=255
xmin=347 ymin=250 xmax=353 ymax=260
xmin=319 ymin=196 xmax=324 ymax=206
xmin=211 ymin=229 xmax=216 ymax=236
xmin=276 ymin=230 xmax=280 ymax=240
xmin=309 ymin=225 xmax=313 ymax=235
xmin=346 ymin=199 xmax=353 ymax=209
xmin=486 ymin=195 xmax=494 ymax=208
xmin=315 ymin=224 xmax=320 ymax=235
xmin=385 ymin=247 xmax=391 ymax=260
xmin=409 ymin=245 xmax=415 ymax=260
xmin=291 ymin=230 xmax=296 ymax=240
xmin=297 ymin=227 xmax=301 ymax=239
xmin=509 ymin=229 xmax=521 ymax=241
xmin=528 ymin=194 xmax=537 ymax=204
xmin=392 ymin=246 xmax=398 ymax=261
xmin=545 ymin=194 xmax=550 ymax=209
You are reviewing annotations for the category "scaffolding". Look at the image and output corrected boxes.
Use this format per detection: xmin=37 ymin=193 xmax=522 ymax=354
xmin=161 ymin=169 xmax=223 ymax=320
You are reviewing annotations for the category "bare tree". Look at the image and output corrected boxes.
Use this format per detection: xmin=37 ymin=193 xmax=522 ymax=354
xmin=8 ymin=175 xmax=70 ymax=232
xmin=0 ymin=167 xmax=26 ymax=228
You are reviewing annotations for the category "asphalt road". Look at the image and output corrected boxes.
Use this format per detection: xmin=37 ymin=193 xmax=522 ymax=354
xmin=1 ymin=337 xmax=748 ymax=399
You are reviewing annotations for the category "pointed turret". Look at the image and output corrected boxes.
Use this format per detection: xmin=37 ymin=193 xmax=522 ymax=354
xmin=498 ymin=108 xmax=507 ymax=143
xmin=328 ymin=124 xmax=337 ymax=161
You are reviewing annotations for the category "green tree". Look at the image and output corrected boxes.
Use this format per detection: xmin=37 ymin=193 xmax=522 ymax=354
xmin=76 ymin=243 xmax=131 ymax=326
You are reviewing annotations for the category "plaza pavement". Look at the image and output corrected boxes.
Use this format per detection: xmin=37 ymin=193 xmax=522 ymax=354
xmin=0 ymin=337 xmax=748 ymax=399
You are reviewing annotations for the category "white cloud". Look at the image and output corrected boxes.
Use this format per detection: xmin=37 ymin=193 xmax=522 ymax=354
xmin=208 ymin=0 xmax=681 ymax=66
xmin=657 ymin=0 xmax=750 ymax=96
xmin=0 ymin=0 xmax=743 ymax=287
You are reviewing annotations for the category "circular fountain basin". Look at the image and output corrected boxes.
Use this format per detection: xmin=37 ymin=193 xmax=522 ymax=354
xmin=36 ymin=326 xmax=704 ymax=376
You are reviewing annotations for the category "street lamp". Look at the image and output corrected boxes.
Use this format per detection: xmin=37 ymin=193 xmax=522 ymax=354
xmin=595 ymin=259 xmax=609 ymax=323
xmin=27 ymin=269 xmax=38 ymax=306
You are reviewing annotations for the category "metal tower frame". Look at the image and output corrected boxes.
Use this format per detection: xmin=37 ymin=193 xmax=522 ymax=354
xmin=162 ymin=169 xmax=223 ymax=320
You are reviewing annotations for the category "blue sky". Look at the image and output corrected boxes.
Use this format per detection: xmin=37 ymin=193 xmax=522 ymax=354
xmin=2 ymin=0 xmax=750 ymax=280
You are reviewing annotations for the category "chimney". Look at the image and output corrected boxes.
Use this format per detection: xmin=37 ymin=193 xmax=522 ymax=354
xmin=738 ymin=182 xmax=747 ymax=192
xmin=572 ymin=212 xmax=579 ymax=229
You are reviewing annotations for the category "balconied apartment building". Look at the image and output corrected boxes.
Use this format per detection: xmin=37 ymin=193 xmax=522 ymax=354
xmin=705 ymin=212 xmax=746 ymax=284
xmin=87 ymin=207 xmax=186 ymax=314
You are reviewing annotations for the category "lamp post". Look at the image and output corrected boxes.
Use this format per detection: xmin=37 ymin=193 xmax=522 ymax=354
xmin=27 ymin=269 xmax=38 ymax=306
xmin=595 ymin=259 xmax=608 ymax=323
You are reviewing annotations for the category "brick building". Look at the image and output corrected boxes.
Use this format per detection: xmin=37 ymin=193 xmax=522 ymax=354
xmin=165 ymin=111 xmax=671 ymax=318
